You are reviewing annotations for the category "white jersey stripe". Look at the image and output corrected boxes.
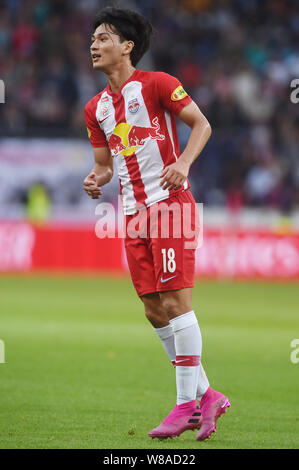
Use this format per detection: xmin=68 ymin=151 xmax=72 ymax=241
xmin=97 ymin=92 xmax=137 ymax=213
xmin=122 ymin=81 xmax=170 ymax=208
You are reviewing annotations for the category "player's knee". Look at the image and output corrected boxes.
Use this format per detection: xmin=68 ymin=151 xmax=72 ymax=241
xmin=160 ymin=297 xmax=182 ymax=318
xmin=144 ymin=307 xmax=156 ymax=324
xmin=141 ymin=294 xmax=169 ymax=327
xmin=144 ymin=305 xmax=165 ymax=324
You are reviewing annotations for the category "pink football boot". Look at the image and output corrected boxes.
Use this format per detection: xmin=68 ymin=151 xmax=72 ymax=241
xmin=196 ymin=387 xmax=230 ymax=441
xmin=149 ymin=400 xmax=202 ymax=439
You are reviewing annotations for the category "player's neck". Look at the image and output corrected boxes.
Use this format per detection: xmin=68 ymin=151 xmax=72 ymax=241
xmin=107 ymin=64 xmax=136 ymax=94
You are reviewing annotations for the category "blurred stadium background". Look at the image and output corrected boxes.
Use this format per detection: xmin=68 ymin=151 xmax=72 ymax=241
xmin=0 ymin=0 xmax=299 ymax=277
xmin=1 ymin=0 xmax=299 ymax=450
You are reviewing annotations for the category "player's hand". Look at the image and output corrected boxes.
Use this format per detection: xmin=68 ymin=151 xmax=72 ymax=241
xmin=160 ymin=160 xmax=190 ymax=190
xmin=83 ymin=172 xmax=103 ymax=199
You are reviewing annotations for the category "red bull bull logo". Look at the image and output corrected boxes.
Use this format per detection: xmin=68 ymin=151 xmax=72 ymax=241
xmin=128 ymin=98 xmax=140 ymax=114
xmin=108 ymin=117 xmax=165 ymax=157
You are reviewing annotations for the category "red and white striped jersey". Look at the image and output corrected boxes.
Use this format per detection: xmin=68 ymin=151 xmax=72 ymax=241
xmin=84 ymin=69 xmax=192 ymax=215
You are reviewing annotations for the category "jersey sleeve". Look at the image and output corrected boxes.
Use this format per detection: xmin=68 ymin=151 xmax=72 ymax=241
xmin=154 ymin=72 xmax=192 ymax=115
xmin=84 ymin=100 xmax=108 ymax=148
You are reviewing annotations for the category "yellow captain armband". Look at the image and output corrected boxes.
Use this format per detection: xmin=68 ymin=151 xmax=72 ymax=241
xmin=171 ymin=85 xmax=188 ymax=101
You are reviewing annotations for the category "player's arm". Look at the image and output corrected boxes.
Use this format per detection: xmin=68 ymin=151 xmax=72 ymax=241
xmin=160 ymin=101 xmax=211 ymax=190
xmin=83 ymin=146 xmax=113 ymax=199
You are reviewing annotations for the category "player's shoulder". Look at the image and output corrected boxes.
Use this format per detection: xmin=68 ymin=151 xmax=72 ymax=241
xmin=136 ymin=69 xmax=178 ymax=84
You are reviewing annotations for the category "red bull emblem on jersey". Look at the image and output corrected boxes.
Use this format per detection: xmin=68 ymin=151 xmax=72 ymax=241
xmin=108 ymin=117 xmax=165 ymax=157
xmin=128 ymin=98 xmax=140 ymax=114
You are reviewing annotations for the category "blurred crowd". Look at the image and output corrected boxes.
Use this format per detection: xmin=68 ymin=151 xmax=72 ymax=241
xmin=1 ymin=0 xmax=299 ymax=212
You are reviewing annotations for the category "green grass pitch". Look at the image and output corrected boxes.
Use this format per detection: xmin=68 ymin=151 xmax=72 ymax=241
xmin=0 ymin=276 xmax=298 ymax=449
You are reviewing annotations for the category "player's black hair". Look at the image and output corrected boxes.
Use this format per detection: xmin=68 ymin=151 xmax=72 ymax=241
xmin=93 ymin=6 xmax=153 ymax=66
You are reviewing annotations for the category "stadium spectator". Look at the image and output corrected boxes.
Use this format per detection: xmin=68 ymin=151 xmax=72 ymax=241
xmin=0 ymin=0 xmax=298 ymax=213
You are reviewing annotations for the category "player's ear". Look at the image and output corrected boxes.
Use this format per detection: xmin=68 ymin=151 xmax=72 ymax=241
xmin=123 ymin=40 xmax=134 ymax=56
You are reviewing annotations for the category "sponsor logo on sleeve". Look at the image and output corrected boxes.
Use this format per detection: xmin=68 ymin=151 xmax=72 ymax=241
xmin=87 ymin=127 xmax=91 ymax=138
xmin=171 ymin=85 xmax=188 ymax=101
xmin=101 ymin=105 xmax=109 ymax=117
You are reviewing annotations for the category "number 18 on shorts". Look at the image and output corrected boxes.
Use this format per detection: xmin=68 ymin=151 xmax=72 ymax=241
xmin=124 ymin=190 xmax=198 ymax=296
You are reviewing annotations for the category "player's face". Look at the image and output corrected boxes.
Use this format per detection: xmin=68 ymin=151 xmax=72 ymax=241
xmin=90 ymin=24 xmax=129 ymax=71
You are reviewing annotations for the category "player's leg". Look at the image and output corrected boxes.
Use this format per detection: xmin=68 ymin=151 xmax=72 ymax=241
xmin=151 ymin=191 xmax=208 ymax=406
xmin=141 ymin=293 xmax=176 ymax=366
xmin=124 ymin=218 xmax=180 ymax=376
xmin=148 ymin=287 xmax=203 ymax=438
xmin=148 ymin=191 xmax=229 ymax=439
xmin=140 ymin=287 xmax=204 ymax=439
xmin=124 ymin=209 xmax=201 ymax=440
xmin=160 ymin=287 xmax=203 ymax=405
xmin=160 ymin=288 xmax=230 ymax=441
xmin=141 ymin=292 xmax=169 ymax=328
xmin=149 ymin=286 xmax=229 ymax=440
xmin=158 ymin=289 xmax=209 ymax=401
xmin=141 ymin=292 xmax=209 ymax=398
xmin=148 ymin=190 xmax=203 ymax=438
xmin=141 ymin=288 xmax=227 ymax=441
